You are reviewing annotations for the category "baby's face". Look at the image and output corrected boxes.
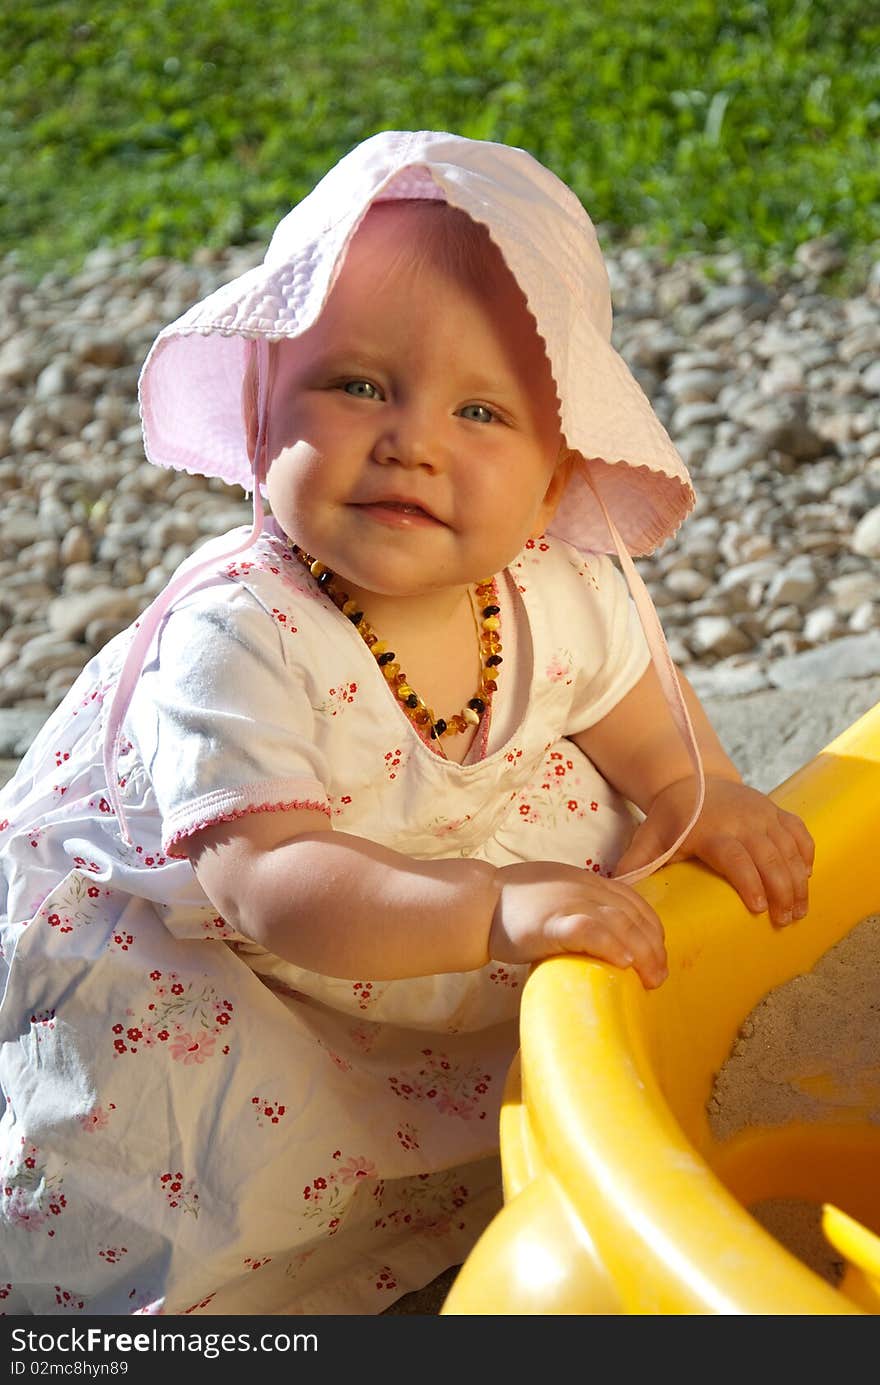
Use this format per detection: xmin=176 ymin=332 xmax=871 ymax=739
xmin=264 ymin=204 xmax=566 ymax=599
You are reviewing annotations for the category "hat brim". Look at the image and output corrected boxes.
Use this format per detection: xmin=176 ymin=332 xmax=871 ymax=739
xmin=138 ymin=131 xmax=695 ymax=557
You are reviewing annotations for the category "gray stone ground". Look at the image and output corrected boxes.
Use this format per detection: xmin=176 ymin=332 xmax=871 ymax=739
xmin=701 ymin=673 xmax=880 ymax=794
xmin=2 ymin=673 xmax=879 ymax=1313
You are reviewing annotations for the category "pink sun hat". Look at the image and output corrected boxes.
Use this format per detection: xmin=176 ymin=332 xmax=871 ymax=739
xmin=137 ymin=128 xmax=695 ymax=559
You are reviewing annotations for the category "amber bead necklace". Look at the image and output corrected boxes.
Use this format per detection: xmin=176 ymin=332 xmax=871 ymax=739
xmin=289 ymin=543 xmax=503 ymax=742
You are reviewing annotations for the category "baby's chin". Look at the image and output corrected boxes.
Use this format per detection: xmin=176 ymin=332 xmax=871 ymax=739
xmin=335 ymin=573 xmax=468 ymax=603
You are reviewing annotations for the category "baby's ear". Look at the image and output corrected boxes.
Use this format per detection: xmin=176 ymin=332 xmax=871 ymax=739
xmin=530 ymin=447 xmax=577 ymax=537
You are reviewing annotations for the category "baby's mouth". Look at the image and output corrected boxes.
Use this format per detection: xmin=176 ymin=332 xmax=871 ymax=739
xmin=375 ymin=501 xmax=430 ymax=516
xmin=354 ymin=499 xmax=445 ymax=526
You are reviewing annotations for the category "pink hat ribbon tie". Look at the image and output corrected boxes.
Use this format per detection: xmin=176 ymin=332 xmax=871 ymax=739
xmin=104 ymin=341 xmax=271 ymax=844
xmin=585 ymin=474 xmax=706 ymax=883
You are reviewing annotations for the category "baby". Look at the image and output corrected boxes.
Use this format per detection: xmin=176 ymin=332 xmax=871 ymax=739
xmin=0 ymin=130 xmax=813 ymax=1316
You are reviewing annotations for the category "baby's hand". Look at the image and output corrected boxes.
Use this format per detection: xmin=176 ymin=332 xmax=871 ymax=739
xmin=613 ymin=775 xmax=815 ymax=927
xmin=490 ymin=861 xmax=668 ymax=989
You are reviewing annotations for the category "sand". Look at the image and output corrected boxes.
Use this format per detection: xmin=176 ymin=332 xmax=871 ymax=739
xmin=708 ymin=912 xmax=880 ymax=1285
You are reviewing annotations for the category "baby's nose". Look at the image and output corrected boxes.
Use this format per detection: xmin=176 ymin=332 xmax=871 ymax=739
xmin=373 ymin=407 xmax=443 ymax=469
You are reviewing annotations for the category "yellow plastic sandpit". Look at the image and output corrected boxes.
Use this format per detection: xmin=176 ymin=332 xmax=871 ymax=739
xmin=442 ymin=701 xmax=880 ymax=1315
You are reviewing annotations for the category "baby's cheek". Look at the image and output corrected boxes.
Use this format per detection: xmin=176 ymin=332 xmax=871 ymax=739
xmin=266 ymin=411 xmax=299 ymax=462
xmin=266 ymin=442 xmax=312 ymax=490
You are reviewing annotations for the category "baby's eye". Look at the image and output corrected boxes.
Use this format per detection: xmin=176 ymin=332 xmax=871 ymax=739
xmin=459 ymin=403 xmax=496 ymax=424
xmin=341 ymin=379 xmax=381 ymax=399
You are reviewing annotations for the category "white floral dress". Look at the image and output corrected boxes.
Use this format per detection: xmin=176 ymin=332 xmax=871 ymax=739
xmin=0 ymin=519 xmax=648 ymax=1316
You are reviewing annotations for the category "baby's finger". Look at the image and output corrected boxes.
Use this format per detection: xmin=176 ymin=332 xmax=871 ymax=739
xmin=747 ymin=831 xmax=802 ymax=925
xmin=598 ymin=897 xmax=668 ymax=985
xmin=588 ymin=913 xmax=668 ymax=990
xmin=768 ymin=823 xmax=811 ymax=920
xmin=692 ymin=835 xmax=767 ymax=915
xmin=777 ymin=808 xmax=815 ymax=875
xmin=553 ymin=906 xmax=667 ymax=989
xmin=595 ymin=884 xmax=668 ymax=977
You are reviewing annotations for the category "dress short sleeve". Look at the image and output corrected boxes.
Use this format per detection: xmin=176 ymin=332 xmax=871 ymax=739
xmin=563 ymin=551 xmax=652 ymax=733
xmin=127 ymin=581 xmax=331 ymax=856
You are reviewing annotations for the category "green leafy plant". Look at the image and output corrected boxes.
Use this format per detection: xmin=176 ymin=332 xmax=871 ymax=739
xmin=2 ymin=0 xmax=878 ymax=285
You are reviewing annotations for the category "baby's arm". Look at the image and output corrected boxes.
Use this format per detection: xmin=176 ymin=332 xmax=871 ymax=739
xmin=184 ymin=809 xmax=668 ymax=988
xmin=572 ymin=662 xmax=815 ymax=926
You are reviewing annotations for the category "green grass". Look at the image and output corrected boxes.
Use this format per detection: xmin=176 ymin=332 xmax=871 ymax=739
xmin=2 ymin=0 xmax=879 ymax=285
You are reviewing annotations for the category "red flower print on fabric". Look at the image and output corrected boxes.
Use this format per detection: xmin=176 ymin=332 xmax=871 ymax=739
xmin=513 ymin=747 xmax=597 ymax=830
xmin=250 ymin=1096 xmax=287 ymax=1128
xmin=329 ymin=793 xmax=354 ymax=821
xmin=78 ymin=1104 xmax=115 ymax=1132
xmin=223 ymin=560 xmax=255 ymax=580
xmin=521 ymin=536 xmax=549 ymax=560
xmin=351 ymin=981 xmax=374 ymax=1011
xmin=388 ymin=1049 xmax=492 ymax=1121
xmin=489 ymin=965 xmax=521 ymax=989
xmin=546 ymin=652 xmax=573 ymax=683
xmin=371 ymin=1169 xmax=472 ymax=1238
xmin=395 ymin=1123 xmax=420 ymax=1152
xmin=428 ymin=812 xmax=473 ymax=838
xmin=128 ymin=844 xmax=168 ymax=867
xmin=316 ymin=683 xmax=358 ymax=717
xmin=97 ymin=1245 xmax=128 ymax=1264
xmin=169 ymin=1031 xmax=216 ymax=1064
xmin=383 ymin=749 xmax=405 ymax=781
xmin=110 ymin=972 xmax=234 ymax=1058
xmin=201 ymin=914 xmax=235 ymax=937
xmin=3 ymin=1145 xmax=67 ymax=1237
xmin=159 ymin=1171 xmax=199 ymax=1216
xmin=54 ymin=1287 xmax=85 ymax=1311
xmin=336 ymin=1155 xmax=376 ymax=1185
xmin=39 ymin=873 xmax=112 ymax=935
xmin=300 ymin=1150 xmax=379 ymax=1237
xmin=269 ymin=607 xmax=298 ymax=634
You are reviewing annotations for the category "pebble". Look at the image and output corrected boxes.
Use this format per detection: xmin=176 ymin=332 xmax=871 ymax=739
xmin=0 ymin=233 xmax=877 ymax=734
xmin=852 ymin=505 xmax=880 ymax=558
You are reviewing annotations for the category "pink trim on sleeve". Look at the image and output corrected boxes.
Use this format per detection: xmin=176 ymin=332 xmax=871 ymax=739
xmin=165 ymin=799 xmax=330 ymax=857
xmin=165 ymin=800 xmax=330 ymax=857
xmin=160 ymin=776 xmax=330 ymax=856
